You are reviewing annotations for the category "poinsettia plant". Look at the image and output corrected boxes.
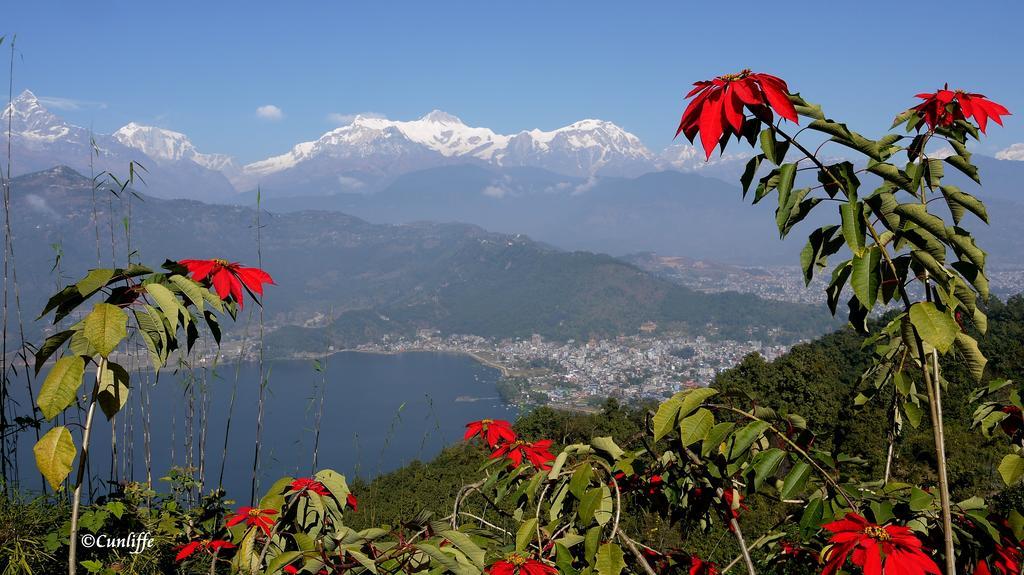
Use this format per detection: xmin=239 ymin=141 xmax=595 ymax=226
xmin=31 ymin=258 xmax=272 ymax=574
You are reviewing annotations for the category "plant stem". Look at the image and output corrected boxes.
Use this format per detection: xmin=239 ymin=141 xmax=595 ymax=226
xmin=68 ymin=359 xmax=104 ymax=575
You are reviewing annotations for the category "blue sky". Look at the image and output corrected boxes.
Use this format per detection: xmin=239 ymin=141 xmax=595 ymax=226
xmin=5 ymin=0 xmax=1022 ymax=163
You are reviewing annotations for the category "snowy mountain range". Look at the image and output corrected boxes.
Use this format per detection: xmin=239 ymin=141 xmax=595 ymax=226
xmin=2 ymin=90 xmax=747 ymax=200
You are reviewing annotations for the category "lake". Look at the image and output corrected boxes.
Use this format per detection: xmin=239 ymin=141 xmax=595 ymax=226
xmin=13 ymin=351 xmax=514 ymax=501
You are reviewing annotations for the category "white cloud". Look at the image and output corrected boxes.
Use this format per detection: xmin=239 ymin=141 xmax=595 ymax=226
xmin=256 ymin=104 xmax=284 ymax=121
xmin=337 ymin=175 xmax=365 ymax=190
xmin=37 ymin=95 xmax=107 ymax=111
xmin=482 ymin=184 xmax=508 ymax=198
xmin=327 ymin=111 xmax=386 ymax=125
xmin=996 ymin=143 xmax=1024 ymax=161
xmin=572 ymin=175 xmax=599 ymax=195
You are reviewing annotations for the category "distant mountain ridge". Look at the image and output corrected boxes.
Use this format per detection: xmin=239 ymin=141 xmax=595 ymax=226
xmin=3 ymin=89 xmax=748 ymax=198
xmin=2 ymin=91 xmax=237 ymax=201
xmin=8 ymin=166 xmax=836 ymax=347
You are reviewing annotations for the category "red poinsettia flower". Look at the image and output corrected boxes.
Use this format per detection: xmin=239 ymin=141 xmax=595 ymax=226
xmin=226 ymin=506 xmax=278 ymax=536
xmin=490 ymin=439 xmax=556 ymax=470
xmin=822 ymin=513 xmax=940 ymax=575
xmin=289 ymin=477 xmax=330 ymax=497
xmin=465 ymin=419 xmax=517 ymax=448
xmin=676 ymin=69 xmax=799 ymax=160
xmin=689 ymin=554 xmax=720 ymax=575
xmin=174 ymin=539 xmax=235 ymax=562
xmin=179 ymin=258 xmax=274 ymax=309
xmin=486 ymin=553 xmax=558 ymax=575
xmin=347 ymin=492 xmax=358 ymax=511
xmin=912 ymin=87 xmax=1010 ymax=133
xmin=976 ymin=535 xmax=1024 ymax=575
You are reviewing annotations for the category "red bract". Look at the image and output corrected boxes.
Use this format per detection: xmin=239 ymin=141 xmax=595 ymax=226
xmin=289 ymin=477 xmax=330 ymax=496
xmin=822 ymin=513 xmax=940 ymax=575
xmin=676 ymin=69 xmax=798 ymax=160
xmin=464 ymin=419 xmax=517 ymax=448
xmin=980 ymin=536 xmax=1024 ymax=575
xmin=226 ymin=506 xmax=278 ymax=536
xmin=689 ymin=555 xmax=720 ymax=575
xmin=347 ymin=492 xmax=358 ymax=511
xmin=486 ymin=554 xmax=557 ymax=575
xmin=722 ymin=488 xmax=748 ymax=521
xmin=490 ymin=439 xmax=556 ymax=470
xmin=912 ymin=87 xmax=1010 ymax=133
xmin=179 ymin=258 xmax=274 ymax=309
xmin=174 ymin=539 xmax=235 ymax=562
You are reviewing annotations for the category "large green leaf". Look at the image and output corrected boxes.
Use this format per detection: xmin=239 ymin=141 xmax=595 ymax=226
xmin=34 ymin=329 xmax=75 ymax=374
xmin=34 ymin=426 xmax=76 ymax=490
xmin=83 ymin=303 xmax=128 ymax=357
xmin=909 ymin=302 xmax=958 ymax=354
xmin=591 ymin=436 xmax=624 ymax=461
xmin=999 ymin=454 xmax=1024 ymax=486
xmin=74 ymin=268 xmax=116 ymax=298
xmin=595 ymin=542 xmax=626 ymax=575
xmin=840 ymin=201 xmax=866 ymax=256
xmin=652 ymin=399 xmax=682 ymax=442
xmin=850 ymin=247 xmax=881 ymax=309
xmin=169 ymin=274 xmax=205 ymax=312
xmin=954 ymin=332 xmax=987 ymax=382
xmin=145 ymin=283 xmax=183 ymax=334
xmin=679 ymin=408 xmax=714 ymax=446
xmin=516 ymin=518 xmax=538 ymax=552
xmin=439 ymin=530 xmax=485 ymax=569
xmin=97 ymin=362 xmax=131 ymax=420
xmin=781 ymin=461 xmax=811 ymax=499
xmin=36 ymin=356 xmax=86 ymax=420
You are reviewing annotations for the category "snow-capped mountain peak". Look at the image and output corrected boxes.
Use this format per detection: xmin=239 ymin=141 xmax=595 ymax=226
xmin=113 ymin=122 xmax=238 ymax=172
xmin=2 ymin=90 xmax=77 ymax=143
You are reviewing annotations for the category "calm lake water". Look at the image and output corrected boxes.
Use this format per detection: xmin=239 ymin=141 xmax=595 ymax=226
xmin=14 ymin=351 xmax=514 ymax=500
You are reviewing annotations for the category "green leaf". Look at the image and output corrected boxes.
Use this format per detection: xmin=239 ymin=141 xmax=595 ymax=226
xmin=679 ymin=408 xmax=714 ymax=446
xmin=34 ymin=329 xmax=75 ymax=375
xmin=36 ymin=356 xmax=86 ymax=420
xmin=266 ymin=551 xmax=303 ymax=575
xmin=34 ymin=426 xmax=76 ymax=490
xmin=940 ymin=185 xmax=988 ymax=224
xmin=169 ymin=274 xmax=205 ymax=312
xmin=97 ymin=362 xmax=131 ymax=420
xmin=893 ymin=203 xmax=948 ymax=241
xmin=850 ymin=246 xmax=882 ymax=309
xmin=780 ymin=461 xmax=811 ymax=499
xmin=145 ymin=283 xmax=182 ymax=334
xmin=749 ymin=448 xmax=785 ymax=491
xmin=677 ymin=387 xmax=718 ymax=419
xmin=591 ymin=436 xmax=624 ymax=461
xmin=840 ymin=201 xmax=866 ymax=256
xmin=954 ymin=332 xmax=987 ymax=382
xmin=83 ymin=303 xmax=128 ymax=357
xmin=800 ymin=225 xmax=842 ymax=286
xmin=578 ymin=488 xmax=602 ymax=525
xmin=740 ymin=155 xmax=763 ymax=198
xmin=945 ymin=154 xmax=980 ymax=184
xmin=314 ymin=469 xmax=351 ymax=507
xmin=652 ymin=398 xmax=681 ymax=442
xmin=75 ymin=268 xmax=115 ymax=298
xmin=728 ymin=421 xmax=770 ymax=461
xmin=702 ymin=422 xmax=735 ymax=457
xmin=909 ymin=302 xmax=958 ymax=354
xmin=516 ymin=518 xmax=538 ymax=552
xmin=595 ymin=542 xmax=626 ymax=575
xmin=569 ymin=464 xmax=594 ymax=499
xmin=999 ymin=454 xmax=1024 ymax=486
xmin=440 ymin=530 xmax=485 ymax=569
